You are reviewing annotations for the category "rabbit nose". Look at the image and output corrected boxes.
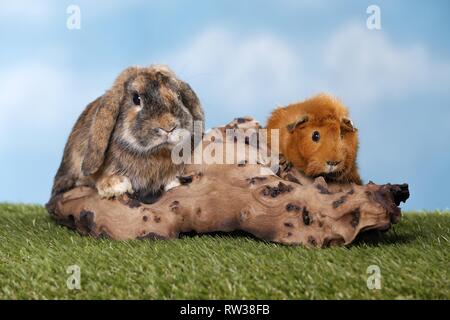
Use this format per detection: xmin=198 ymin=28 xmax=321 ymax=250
xmin=327 ymin=160 xmax=341 ymax=166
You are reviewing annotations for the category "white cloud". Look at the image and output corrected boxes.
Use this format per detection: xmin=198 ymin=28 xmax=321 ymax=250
xmin=0 ymin=63 xmax=98 ymax=150
xmin=0 ymin=64 xmax=69 ymax=139
xmin=168 ymin=28 xmax=305 ymax=115
xmin=167 ymin=24 xmax=450 ymax=118
xmin=0 ymin=0 xmax=52 ymax=21
xmin=321 ymin=23 xmax=450 ymax=106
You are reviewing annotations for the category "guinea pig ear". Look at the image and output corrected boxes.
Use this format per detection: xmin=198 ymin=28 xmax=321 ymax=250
xmin=178 ymin=80 xmax=205 ymax=129
xmin=286 ymin=115 xmax=309 ymax=133
xmin=341 ymin=117 xmax=357 ymax=132
xmin=81 ymin=90 xmax=122 ymax=176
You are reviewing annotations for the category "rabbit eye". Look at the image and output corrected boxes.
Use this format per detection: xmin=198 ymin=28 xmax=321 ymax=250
xmin=132 ymin=93 xmax=141 ymax=106
xmin=312 ymin=131 xmax=320 ymax=142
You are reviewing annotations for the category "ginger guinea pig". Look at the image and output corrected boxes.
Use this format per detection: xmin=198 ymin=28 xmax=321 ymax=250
xmin=266 ymin=94 xmax=362 ymax=184
xmin=51 ymin=65 xmax=204 ymax=200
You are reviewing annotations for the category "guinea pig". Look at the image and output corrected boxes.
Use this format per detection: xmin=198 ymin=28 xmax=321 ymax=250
xmin=266 ymin=93 xmax=362 ymax=184
xmin=50 ymin=65 xmax=204 ymax=200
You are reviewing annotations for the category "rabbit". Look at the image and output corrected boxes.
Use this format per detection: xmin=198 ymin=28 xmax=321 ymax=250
xmin=50 ymin=65 xmax=204 ymax=200
xmin=266 ymin=93 xmax=362 ymax=184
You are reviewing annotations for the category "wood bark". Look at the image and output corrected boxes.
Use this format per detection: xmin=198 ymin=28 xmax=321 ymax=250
xmin=46 ymin=118 xmax=409 ymax=247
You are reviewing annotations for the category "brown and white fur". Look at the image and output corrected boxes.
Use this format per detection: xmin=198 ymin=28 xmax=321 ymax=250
xmin=267 ymin=94 xmax=362 ymax=185
xmin=51 ymin=65 xmax=204 ymax=200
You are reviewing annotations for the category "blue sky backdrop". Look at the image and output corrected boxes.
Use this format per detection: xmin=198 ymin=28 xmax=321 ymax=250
xmin=0 ymin=0 xmax=449 ymax=210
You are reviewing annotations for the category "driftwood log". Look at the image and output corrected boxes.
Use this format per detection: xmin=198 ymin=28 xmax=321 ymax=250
xmin=46 ymin=118 xmax=409 ymax=247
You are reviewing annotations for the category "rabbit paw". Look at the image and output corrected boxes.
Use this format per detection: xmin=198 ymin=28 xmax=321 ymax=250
xmin=96 ymin=175 xmax=133 ymax=199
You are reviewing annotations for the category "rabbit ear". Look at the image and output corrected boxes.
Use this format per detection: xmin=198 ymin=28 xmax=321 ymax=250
xmin=178 ymin=80 xmax=205 ymax=128
xmin=81 ymin=90 xmax=121 ymax=176
xmin=81 ymin=67 xmax=137 ymax=176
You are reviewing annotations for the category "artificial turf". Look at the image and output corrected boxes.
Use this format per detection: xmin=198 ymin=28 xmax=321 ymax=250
xmin=0 ymin=203 xmax=448 ymax=299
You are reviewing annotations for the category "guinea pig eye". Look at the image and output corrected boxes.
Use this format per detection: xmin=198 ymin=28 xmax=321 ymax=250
xmin=132 ymin=93 xmax=141 ymax=106
xmin=312 ymin=131 xmax=320 ymax=142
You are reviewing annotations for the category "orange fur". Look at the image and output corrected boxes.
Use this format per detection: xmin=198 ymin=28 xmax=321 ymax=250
xmin=267 ymin=94 xmax=362 ymax=184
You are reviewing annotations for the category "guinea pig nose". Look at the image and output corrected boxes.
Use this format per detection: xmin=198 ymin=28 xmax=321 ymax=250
xmin=327 ymin=160 xmax=341 ymax=166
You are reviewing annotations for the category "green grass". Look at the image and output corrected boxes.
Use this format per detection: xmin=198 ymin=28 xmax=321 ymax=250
xmin=0 ymin=203 xmax=448 ymax=300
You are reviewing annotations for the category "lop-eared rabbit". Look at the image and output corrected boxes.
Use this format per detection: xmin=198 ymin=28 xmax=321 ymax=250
xmin=51 ymin=65 xmax=204 ymax=201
